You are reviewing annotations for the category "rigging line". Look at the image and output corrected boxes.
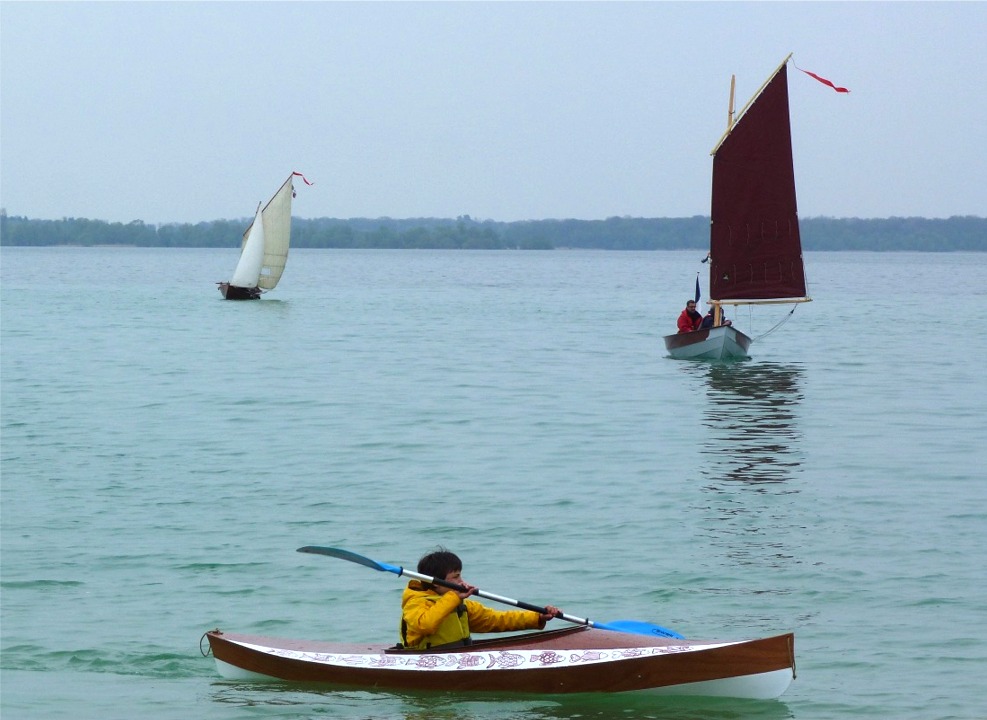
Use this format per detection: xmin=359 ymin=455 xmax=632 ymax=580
xmin=752 ymin=304 xmax=799 ymax=342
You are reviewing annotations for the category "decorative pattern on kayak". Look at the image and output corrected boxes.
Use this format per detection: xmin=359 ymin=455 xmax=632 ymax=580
xmin=237 ymin=639 xmax=732 ymax=672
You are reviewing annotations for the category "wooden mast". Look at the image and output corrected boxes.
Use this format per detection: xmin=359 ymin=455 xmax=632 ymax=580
xmin=713 ymin=75 xmax=737 ymax=328
xmin=727 ymin=74 xmax=736 ymax=130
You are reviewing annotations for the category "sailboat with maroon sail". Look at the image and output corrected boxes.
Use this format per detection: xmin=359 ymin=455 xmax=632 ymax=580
xmin=664 ymin=55 xmax=811 ymax=360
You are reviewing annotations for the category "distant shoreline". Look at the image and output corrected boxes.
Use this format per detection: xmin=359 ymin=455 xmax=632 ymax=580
xmin=1 ymin=214 xmax=984 ymax=252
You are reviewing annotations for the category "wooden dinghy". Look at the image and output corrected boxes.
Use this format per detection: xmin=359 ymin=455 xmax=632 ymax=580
xmin=204 ymin=625 xmax=795 ymax=699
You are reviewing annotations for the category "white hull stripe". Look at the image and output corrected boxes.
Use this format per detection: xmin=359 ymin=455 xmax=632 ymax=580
xmin=234 ymin=640 xmax=737 ymax=673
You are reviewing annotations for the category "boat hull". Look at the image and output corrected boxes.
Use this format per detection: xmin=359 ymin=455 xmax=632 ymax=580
xmin=204 ymin=626 xmax=794 ymax=699
xmin=663 ymin=325 xmax=752 ymax=360
xmin=217 ymin=282 xmax=261 ymax=300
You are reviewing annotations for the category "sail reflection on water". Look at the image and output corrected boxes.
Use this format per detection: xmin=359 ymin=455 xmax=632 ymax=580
xmin=699 ymin=362 xmax=804 ymax=487
xmin=684 ymin=362 xmax=806 ymax=572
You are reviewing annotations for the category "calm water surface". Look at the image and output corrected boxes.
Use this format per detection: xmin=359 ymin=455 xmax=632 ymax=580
xmin=2 ymin=248 xmax=986 ymax=719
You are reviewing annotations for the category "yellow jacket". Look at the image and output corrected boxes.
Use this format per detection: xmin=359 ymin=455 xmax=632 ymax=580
xmin=400 ymin=580 xmax=544 ymax=649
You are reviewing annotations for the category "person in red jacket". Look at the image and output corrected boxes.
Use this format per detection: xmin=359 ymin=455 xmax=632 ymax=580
xmin=677 ymin=299 xmax=703 ymax=333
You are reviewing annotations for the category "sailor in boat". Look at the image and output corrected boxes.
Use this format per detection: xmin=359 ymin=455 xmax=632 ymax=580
xmin=701 ymin=307 xmax=732 ymax=329
xmin=677 ymin=300 xmax=704 ymax=334
xmin=400 ymin=549 xmax=562 ymax=650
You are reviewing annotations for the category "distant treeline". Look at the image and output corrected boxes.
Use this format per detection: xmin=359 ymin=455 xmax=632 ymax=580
xmin=1 ymin=213 xmax=983 ymax=251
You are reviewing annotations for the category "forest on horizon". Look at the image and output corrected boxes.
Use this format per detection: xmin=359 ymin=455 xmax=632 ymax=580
xmin=1 ymin=213 xmax=983 ymax=251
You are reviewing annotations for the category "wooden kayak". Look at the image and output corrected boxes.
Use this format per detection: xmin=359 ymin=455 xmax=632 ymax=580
xmin=204 ymin=625 xmax=795 ymax=699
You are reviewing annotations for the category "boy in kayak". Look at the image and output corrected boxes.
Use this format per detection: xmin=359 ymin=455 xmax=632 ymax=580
xmin=400 ymin=548 xmax=562 ymax=649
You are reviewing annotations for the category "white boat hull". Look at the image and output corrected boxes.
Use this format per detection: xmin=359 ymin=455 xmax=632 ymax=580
xmin=212 ymin=656 xmax=792 ymax=699
xmin=663 ymin=325 xmax=752 ymax=360
xmin=639 ymin=667 xmax=793 ymax=699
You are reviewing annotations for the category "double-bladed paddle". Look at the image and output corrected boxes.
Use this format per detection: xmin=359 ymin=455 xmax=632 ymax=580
xmin=297 ymin=546 xmax=684 ymax=639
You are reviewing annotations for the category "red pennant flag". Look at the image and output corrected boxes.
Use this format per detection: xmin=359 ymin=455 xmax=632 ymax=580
xmin=292 ymin=171 xmax=314 ymax=185
xmin=795 ymin=64 xmax=849 ymax=93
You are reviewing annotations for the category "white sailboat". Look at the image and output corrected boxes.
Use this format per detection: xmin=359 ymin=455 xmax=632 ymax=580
xmin=218 ymin=172 xmax=310 ymax=300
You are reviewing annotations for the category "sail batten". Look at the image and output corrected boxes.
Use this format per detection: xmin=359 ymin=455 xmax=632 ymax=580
xmin=709 ymin=61 xmax=807 ymax=304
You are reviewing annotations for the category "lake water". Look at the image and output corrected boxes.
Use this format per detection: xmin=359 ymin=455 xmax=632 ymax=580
xmin=2 ymin=247 xmax=985 ymax=720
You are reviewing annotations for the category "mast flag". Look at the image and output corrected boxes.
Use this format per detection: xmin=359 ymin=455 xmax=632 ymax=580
xmin=795 ymin=65 xmax=850 ymax=93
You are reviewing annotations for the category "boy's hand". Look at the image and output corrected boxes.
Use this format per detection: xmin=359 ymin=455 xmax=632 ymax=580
xmin=539 ymin=605 xmax=563 ymax=623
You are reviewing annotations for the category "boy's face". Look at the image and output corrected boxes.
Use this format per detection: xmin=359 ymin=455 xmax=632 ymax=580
xmin=435 ymin=569 xmax=464 ymax=594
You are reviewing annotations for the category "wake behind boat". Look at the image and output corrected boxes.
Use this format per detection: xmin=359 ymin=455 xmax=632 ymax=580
xmin=203 ymin=625 xmax=796 ymax=699
xmin=665 ymin=55 xmax=812 ymax=360
xmin=218 ymin=171 xmax=311 ymax=300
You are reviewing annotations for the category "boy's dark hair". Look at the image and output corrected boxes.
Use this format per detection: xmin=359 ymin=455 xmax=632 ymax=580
xmin=417 ymin=548 xmax=462 ymax=586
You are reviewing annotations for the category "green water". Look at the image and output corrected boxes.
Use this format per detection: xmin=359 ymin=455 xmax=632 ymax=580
xmin=2 ymin=248 xmax=985 ymax=719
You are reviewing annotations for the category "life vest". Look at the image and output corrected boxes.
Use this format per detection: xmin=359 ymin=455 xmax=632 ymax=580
xmin=400 ymin=589 xmax=472 ymax=650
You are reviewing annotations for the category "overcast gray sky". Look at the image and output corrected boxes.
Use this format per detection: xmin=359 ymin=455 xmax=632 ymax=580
xmin=2 ymin=1 xmax=984 ymax=224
